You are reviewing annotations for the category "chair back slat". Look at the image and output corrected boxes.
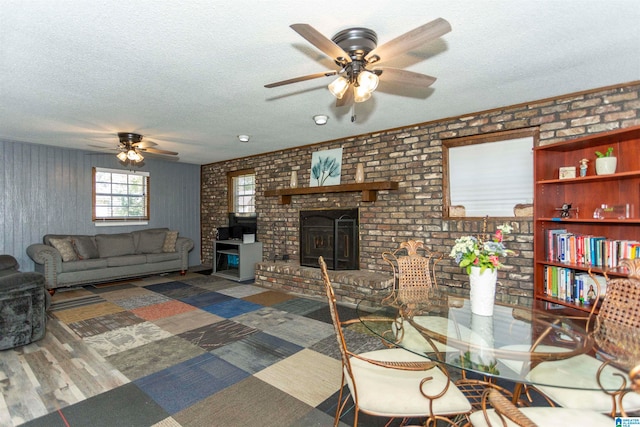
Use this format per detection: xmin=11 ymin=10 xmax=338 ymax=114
xmin=382 ymin=240 xmax=442 ymax=307
xmin=593 ymin=258 xmax=640 ymax=370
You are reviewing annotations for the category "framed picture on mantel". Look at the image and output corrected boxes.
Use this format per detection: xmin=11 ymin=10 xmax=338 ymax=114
xmin=310 ymin=147 xmax=342 ymax=187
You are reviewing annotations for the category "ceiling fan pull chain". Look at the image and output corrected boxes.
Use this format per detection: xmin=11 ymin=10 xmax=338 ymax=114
xmin=351 ymin=103 xmax=356 ymax=123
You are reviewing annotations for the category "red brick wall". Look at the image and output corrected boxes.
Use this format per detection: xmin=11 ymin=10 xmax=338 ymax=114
xmin=201 ymin=82 xmax=640 ymax=305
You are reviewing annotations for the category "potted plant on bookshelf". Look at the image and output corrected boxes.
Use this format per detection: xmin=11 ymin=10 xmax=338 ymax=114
xmin=449 ymin=221 xmax=514 ymax=316
xmin=595 ymin=147 xmax=617 ymax=175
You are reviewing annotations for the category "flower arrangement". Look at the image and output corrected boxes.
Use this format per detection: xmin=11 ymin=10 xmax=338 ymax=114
xmin=449 ymin=223 xmax=514 ymax=274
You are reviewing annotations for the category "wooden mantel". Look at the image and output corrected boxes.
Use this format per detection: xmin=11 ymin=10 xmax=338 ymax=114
xmin=264 ymin=181 xmax=399 ymax=204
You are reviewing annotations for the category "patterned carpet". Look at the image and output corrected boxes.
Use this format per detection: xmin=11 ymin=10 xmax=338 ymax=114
xmin=1 ymin=271 xmax=416 ymax=427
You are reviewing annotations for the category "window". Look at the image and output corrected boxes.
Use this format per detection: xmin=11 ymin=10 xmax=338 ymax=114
xmin=443 ymin=128 xmax=537 ymax=218
xmin=228 ymin=169 xmax=255 ymax=214
xmin=93 ymin=167 xmax=149 ymax=223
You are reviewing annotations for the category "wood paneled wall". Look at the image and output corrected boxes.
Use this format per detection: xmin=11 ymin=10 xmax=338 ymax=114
xmin=0 ymin=140 xmax=201 ymax=271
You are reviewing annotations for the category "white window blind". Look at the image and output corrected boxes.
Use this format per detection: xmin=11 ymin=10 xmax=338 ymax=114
xmin=448 ymin=137 xmax=533 ymax=217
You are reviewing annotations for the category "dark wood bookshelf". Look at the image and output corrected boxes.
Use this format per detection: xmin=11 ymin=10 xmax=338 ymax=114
xmin=534 ymin=125 xmax=640 ymax=311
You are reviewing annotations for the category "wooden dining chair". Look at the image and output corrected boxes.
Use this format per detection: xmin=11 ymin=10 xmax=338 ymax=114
xmin=518 ymin=258 xmax=640 ymax=416
xmin=318 ymin=256 xmax=472 ymax=427
xmin=381 ymin=239 xmax=443 ymax=311
xmin=467 ymin=388 xmax=613 ymax=427
xmin=631 ymin=363 xmax=640 ymax=394
xmin=380 ymin=240 xmax=457 ymax=356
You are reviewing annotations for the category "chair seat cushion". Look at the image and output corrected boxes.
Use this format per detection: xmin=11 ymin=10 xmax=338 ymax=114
xmin=395 ymin=316 xmax=476 ymax=354
xmin=469 ymin=407 xmax=613 ymax=426
xmin=497 ymin=344 xmax=573 ymax=376
xmin=348 ymin=348 xmax=471 ymax=418
xmin=529 ymin=354 xmax=640 ymax=413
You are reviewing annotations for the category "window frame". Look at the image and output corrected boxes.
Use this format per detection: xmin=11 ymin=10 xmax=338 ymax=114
xmin=92 ymin=167 xmax=150 ymax=224
xmin=227 ymin=168 xmax=256 ymax=214
xmin=442 ymin=128 xmax=538 ymax=219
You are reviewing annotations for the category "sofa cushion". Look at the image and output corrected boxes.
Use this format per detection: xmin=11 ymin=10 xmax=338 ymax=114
xmin=145 ymin=252 xmax=181 ymax=264
xmin=95 ymin=234 xmax=136 ymax=258
xmin=136 ymin=230 xmax=167 ymax=254
xmin=49 ymin=237 xmax=78 ymax=262
xmin=163 ymin=231 xmax=179 ymax=252
xmin=60 ymin=258 xmax=108 ymax=273
xmin=72 ymin=236 xmax=99 ymax=260
xmin=106 ymin=254 xmax=147 ymax=267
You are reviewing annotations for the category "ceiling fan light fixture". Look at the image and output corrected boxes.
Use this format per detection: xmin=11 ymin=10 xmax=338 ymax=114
xmin=116 ymin=151 xmax=128 ymax=162
xmin=357 ymin=70 xmax=379 ymax=93
xmin=328 ymin=76 xmax=349 ymax=99
xmin=126 ymin=149 xmax=138 ymax=160
xmin=313 ymin=115 xmax=329 ymax=125
xmin=353 ymin=85 xmax=372 ymax=103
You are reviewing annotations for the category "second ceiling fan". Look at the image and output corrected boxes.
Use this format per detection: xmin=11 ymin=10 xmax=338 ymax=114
xmin=114 ymin=132 xmax=178 ymax=163
xmin=265 ymin=18 xmax=451 ymax=106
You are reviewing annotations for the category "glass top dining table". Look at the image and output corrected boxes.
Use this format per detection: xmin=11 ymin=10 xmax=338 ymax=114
xmin=356 ymin=292 xmax=634 ymax=393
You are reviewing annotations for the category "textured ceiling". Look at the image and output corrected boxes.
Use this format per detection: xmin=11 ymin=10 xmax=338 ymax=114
xmin=1 ymin=0 xmax=639 ymax=165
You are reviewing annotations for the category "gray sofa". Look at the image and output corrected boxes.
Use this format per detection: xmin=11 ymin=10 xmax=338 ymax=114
xmin=27 ymin=228 xmax=194 ymax=291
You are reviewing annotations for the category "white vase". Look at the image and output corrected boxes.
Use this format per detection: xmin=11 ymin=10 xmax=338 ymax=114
xmin=595 ymin=157 xmax=617 ymax=175
xmin=469 ymin=266 xmax=497 ymax=316
xmin=470 ymin=313 xmax=496 ymax=367
xmin=355 ymin=163 xmax=365 ymax=183
xmin=290 ymin=170 xmax=298 ymax=188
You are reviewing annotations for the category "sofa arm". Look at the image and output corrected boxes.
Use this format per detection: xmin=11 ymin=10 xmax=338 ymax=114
xmin=175 ymin=237 xmax=194 ymax=271
xmin=26 ymin=244 xmax=61 ymax=289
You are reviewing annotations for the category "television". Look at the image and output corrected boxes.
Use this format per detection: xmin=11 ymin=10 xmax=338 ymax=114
xmin=228 ymin=213 xmax=257 ymax=240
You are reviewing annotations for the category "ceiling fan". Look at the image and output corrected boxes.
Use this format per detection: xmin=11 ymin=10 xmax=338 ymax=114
xmin=265 ymin=18 xmax=451 ymax=106
xmin=91 ymin=132 xmax=179 ymax=163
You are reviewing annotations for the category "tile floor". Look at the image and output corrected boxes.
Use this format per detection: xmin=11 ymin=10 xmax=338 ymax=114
xmin=1 ymin=271 xmax=407 ymax=427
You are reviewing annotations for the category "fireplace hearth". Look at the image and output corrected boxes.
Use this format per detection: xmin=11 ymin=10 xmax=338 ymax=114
xmin=300 ymin=209 xmax=359 ymax=270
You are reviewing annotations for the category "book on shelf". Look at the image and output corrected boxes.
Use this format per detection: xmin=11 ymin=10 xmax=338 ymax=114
xmin=546 ymin=229 xmax=567 ymax=262
xmin=544 ymin=265 xmax=607 ymax=304
xmin=545 ymin=228 xmax=639 ymax=268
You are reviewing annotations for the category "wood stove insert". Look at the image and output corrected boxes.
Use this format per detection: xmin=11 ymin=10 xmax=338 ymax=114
xmin=299 ymin=208 xmax=359 ymax=270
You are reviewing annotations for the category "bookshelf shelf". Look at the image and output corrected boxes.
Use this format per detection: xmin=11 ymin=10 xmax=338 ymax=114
xmin=538 ymin=218 xmax=640 ymax=224
xmin=534 ymin=125 xmax=640 ymax=311
xmin=536 ymin=170 xmax=640 ymax=185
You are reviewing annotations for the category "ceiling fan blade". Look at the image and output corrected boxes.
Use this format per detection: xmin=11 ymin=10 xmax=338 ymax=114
xmin=142 ymin=147 xmax=179 ymax=156
xmin=265 ymin=70 xmax=337 ymax=88
xmin=142 ymin=152 xmax=180 ymax=161
xmin=290 ymin=24 xmax=352 ymax=63
xmin=134 ymin=140 xmax=157 ymax=148
xmin=376 ymin=67 xmax=437 ymax=88
xmin=365 ymin=18 xmax=451 ymax=64
xmin=335 ymin=85 xmax=354 ymax=107
xmin=87 ymin=144 xmax=115 ymax=151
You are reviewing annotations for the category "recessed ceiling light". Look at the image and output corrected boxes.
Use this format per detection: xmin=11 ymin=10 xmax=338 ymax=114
xmin=238 ymin=135 xmax=250 ymax=142
xmin=313 ymin=115 xmax=329 ymax=125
